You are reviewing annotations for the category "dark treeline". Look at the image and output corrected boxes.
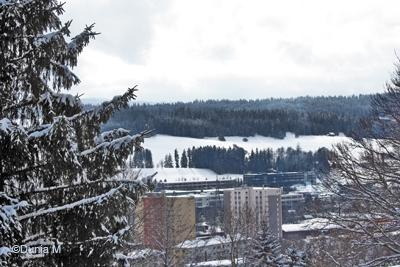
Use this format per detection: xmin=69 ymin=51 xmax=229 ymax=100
xmin=101 ymin=95 xmax=372 ymax=138
xmin=128 ymin=149 xmax=154 ymax=168
xmin=161 ymin=146 xmax=332 ymax=174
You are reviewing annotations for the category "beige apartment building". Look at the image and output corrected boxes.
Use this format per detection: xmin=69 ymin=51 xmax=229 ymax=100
xmin=224 ymin=187 xmax=283 ymax=237
xmin=142 ymin=193 xmax=196 ymax=249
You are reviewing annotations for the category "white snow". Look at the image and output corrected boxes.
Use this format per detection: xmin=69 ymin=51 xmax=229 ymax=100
xmin=28 ymin=124 xmax=52 ymax=138
xmin=33 ymin=32 xmax=60 ymax=47
xmin=0 ymin=247 xmax=11 ymax=256
xmin=186 ymin=258 xmax=243 ymax=266
xmin=131 ymin=168 xmax=241 ymax=184
xmin=144 ymin=133 xmax=350 ymax=164
xmin=178 ymin=235 xmax=232 ymax=248
xmin=282 ymin=218 xmax=339 ymax=232
xmin=0 ymin=118 xmax=13 ymax=133
xmin=80 ymin=134 xmax=140 ymax=156
xmin=18 ymin=185 xmax=123 ymax=220
xmin=115 ymin=248 xmax=162 ymax=261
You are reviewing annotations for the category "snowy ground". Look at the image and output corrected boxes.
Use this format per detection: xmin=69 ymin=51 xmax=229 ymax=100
xmin=282 ymin=218 xmax=339 ymax=233
xmin=142 ymin=133 xmax=350 ymax=165
xmin=132 ymin=167 xmax=241 ymax=183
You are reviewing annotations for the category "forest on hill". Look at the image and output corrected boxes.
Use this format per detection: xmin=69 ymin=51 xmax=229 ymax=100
xmin=101 ymin=94 xmax=373 ymax=138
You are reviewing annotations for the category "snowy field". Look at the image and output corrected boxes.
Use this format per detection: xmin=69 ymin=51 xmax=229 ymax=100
xmin=142 ymin=133 xmax=351 ymax=165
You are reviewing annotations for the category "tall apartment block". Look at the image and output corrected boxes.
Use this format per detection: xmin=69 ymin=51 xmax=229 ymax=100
xmin=141 ymin=193 xmax=196 ymax=249
xmin=224 ymin=187 xmax=283 ymax=238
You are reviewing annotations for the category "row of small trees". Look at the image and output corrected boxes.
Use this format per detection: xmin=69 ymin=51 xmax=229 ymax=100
xmin=159 ymin=146 xmax=331 ymax=174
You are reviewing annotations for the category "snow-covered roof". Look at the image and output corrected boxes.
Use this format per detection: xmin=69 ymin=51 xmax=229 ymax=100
xmin=115 ymin=248 xmax=161 ymax=261
xmin=186 ymin=258 xmax=243 ymax=266
xmin=178 ymin=235 xmax=231 ymax=248
xmin=132 ymin=168 xmax=242 ymax=184
xmin=282 ymin=218 xmax=339 ymax=232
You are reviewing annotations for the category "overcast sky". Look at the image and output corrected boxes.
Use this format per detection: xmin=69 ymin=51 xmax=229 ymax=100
xmin=64 ymin=0 xmax=400 ymax=102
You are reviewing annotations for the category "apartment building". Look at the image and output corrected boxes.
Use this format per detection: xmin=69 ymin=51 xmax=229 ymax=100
xmin=142 ymin=193 xmax=196 ymax=249
xmin=224 ymin=187 xmax=283 ymax=237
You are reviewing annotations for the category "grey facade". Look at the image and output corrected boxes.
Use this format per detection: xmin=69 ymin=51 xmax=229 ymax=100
xmin=223 ymin=187 xmax=283 ymax=238
xmin=282 ymin=193 xmax=306 ymax=223
xmin=155 ymin=179 xmax=239 ymax=191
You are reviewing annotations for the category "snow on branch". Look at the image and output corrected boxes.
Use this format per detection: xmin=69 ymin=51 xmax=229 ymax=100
xmin=0 ymin=118 xmax=14 ymax=134
xmin=95 ymin=128 xmax=130 ymax=144
xmin=0 ymin=118 xmax=25 ymax=135
xmin=38 ymin=90 xmax=82 ymax=108
xmin=18 ymin=185 xmax=123 ymax=221
xmin=70 ymin=86 xmax=139 ymax=124
xmin=49 ymin=60 xmax=80 ymax=86
xmin=27 ymin=123 xmax=52 ymax=138
xmin=80 ymin=135 xmax=140 ymax=156
xmin=67 ymin=23 xmax=98 ymax=56
xmin=0 ymin=193 xmax=29 ymax=224
xmin=33 ymin=31 xmax=63 ymax=47
xmin=25 ymin=177 xmax=105 ymax=195
xmin=24 ymin=167 xmax=153 ymax=196
xmin=80 ymin=130 xmax=154 ymax=157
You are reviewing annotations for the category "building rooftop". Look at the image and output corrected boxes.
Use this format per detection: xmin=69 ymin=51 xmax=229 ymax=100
xmin=282 ymin=218 xmax=339 ymax=232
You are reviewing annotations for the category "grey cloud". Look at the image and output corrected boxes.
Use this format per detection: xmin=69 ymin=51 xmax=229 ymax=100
xmin=64 ymin=0 xmax=171 ymax=64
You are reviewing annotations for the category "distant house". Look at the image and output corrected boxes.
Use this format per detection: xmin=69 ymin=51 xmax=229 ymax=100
xmin=177 ymin=235 xmax=247 ymax=265
xmin=282 ymin=218 xmax=340 ymax=240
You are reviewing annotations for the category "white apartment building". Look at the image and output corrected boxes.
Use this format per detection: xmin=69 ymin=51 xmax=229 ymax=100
xmin=224 ymin=187 xmax=283 ymax=237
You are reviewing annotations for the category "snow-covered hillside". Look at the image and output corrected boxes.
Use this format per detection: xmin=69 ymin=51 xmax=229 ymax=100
xmin=143 ymin=133 xmax=350 ymax=165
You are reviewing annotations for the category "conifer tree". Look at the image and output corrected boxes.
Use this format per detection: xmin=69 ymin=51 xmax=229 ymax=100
xmin=180 ymin=150 xmax=188 ymax=168
xmin=283 ymin=246 xmax=309 ymax=267
xmin=0 ymin=1 xmax=150 ymax=266
xmin=144 ymin=149 xmax=154 ymax=168
xmin=247 ymin=224 xmax=284 ymax=267
xmin=164 ymin=154 xmax=174 ymax=168
xmin=132 ymin=150 xmax=145 ymax=168
xmin=187 ymin=148 xmax=194 ymax=168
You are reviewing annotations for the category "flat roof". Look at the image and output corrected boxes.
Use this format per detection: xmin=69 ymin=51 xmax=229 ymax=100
xmin=282 ymin=218 xmax=339 ymax=232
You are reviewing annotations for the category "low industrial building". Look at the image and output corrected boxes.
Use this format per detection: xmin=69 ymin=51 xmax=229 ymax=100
xmin=134 ymin=168 xmax=241 ymax=191
xmin=243 ymin=171 xmax=316 ymax=192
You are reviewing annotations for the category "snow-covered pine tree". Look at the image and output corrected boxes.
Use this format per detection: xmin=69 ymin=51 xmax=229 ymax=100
xmin=144 ymin=149 xmax=153 ymax=168
xmin=0 ymin=1 xmax=151 ymax=266
xmin=163 ymin=154 xmax=173 ymax=168
xmin=246 ymin=224 xmax=284 ymax=267
xmin=282 ymin=246 xmax=309 ymax=267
